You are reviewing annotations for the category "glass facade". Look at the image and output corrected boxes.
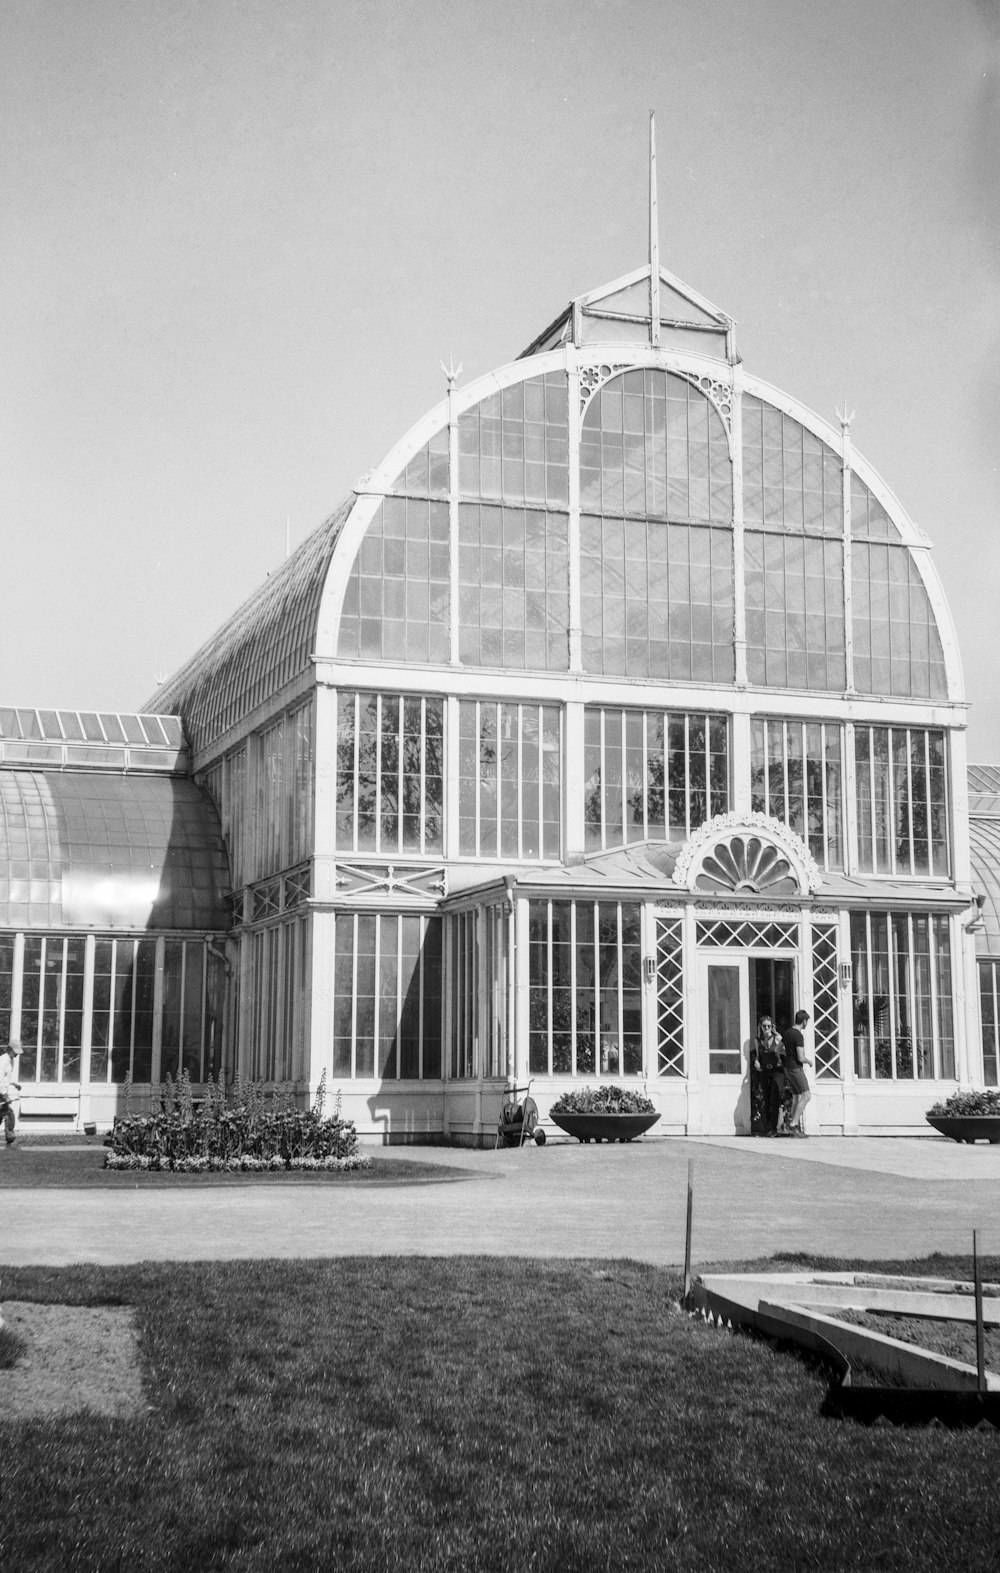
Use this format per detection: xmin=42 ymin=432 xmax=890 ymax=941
xmin=529 ymin=900 xmax=642 ymax=1077
xmin=744 ymin=533 xmax=846 ymax=690
xmin=850 ymin=911 xmax=954 ymax=1080
xmin=338 ymin=497 xmax=450 ymax=664
xmin=751 ymin=718 xmax=843 ymax=869
xmin=458 ymin=701 xmax=561 ymax=859
xmin=458 ymin=505 xmax=569 ymax=670
xmin=979 ymin=961 xmax=1000 ymax=1087
xmin=581 ymin=370 xmax=731 ymax=522
xmin=333 ymin=913 xmax=442 ymax=1080
xmin=329 ymin=369 xmax=950 ymax=708
xmin=0 ymin=932 xmax=224 ymax=1086
xmin=580 ymin=518 xmax=734 ymax=680
xmin=741 ymin=395 xmax=842 ymax=533
xmin=459 ymin=373 xmax=568 ymax=506
xmin=336 ymin=692 xmax=444 ymax=856
xmin=584 ymin=708 xmax=728 ymax=849
xmin=854 ymin=726 xmax=949 ymax=877
xmin=851 ymin=543 xmax=947 ymax=700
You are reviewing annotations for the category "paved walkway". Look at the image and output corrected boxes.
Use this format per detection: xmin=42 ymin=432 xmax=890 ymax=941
xmin=4 ymin=1135 xmax=1000 ymax=1268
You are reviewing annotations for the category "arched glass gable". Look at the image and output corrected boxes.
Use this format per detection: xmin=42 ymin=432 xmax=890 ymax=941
xmin=329 ymin=360 xmax=952 ymax=702
xmin=581 ymin=370 xmax=731 ymax=522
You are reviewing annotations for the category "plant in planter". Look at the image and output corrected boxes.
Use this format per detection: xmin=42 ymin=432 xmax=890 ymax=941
xmin=549 ymin=1085 xmax=660 ymax=1143
xmin=926 ymin=1089 xmax=1000 ymax=1144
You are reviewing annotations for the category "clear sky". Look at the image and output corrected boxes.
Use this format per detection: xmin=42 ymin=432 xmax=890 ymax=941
xmin=3 ymin=0 xmax=998 ymax=751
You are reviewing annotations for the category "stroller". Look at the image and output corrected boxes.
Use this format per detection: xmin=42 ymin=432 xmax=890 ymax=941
xmin=495 ymin=1082 xmax=546 ymax=1148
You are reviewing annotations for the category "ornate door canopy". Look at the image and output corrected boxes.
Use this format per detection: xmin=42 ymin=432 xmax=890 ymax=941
xmin=672 ymin=814 xmax=820 ymax=898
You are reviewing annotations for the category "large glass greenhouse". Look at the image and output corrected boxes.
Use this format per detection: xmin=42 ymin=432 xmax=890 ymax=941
xmin=3 ymin=258 xmax=998 ymax=1139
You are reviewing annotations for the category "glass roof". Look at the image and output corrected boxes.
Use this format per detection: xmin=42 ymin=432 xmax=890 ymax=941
xmin=0 ymin=770 xmax=230 ymax=931
xmin=0 ymin=708 xmax=183 ymax=746
xmin=970 ymin=814 xmax=1000 ymax=957
xmin=148 ymin=495 xmax=354 ymax=756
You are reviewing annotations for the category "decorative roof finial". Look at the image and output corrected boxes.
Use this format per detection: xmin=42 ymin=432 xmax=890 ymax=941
xmin=836 ymin=401 xmax=855 ymax=430
xmin=441 ymin=354 xmax=463 ymax=390
xmin=649 ymin=111 xmax=660 ymax=347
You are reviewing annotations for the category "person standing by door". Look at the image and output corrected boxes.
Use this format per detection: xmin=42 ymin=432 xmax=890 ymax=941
xmin=0 ymin=1039 xmax=22 ymax=1145
xmin=782 ymin=1011 xmax=812 ymax=1136
xmin=753 ymin=1015 xmax=786 ymax=1137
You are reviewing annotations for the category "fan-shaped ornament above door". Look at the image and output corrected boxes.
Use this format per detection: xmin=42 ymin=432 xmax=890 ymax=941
xmin=672 ymin=813 xmax=820 ymax=897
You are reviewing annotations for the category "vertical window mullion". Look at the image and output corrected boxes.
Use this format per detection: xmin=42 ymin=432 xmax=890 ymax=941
xmin=419 ymin=697 xmax=427 ymax=856
xmin=865 ymin=914 xmax=875 ymax=1073
xmin=616 ymin=903 xmax=624 ymax=1070
xmin=57 ymin=938 xmax=67 ymax=1081
xmin=569 ymin=902 xmax=577 ymax=1075
xmin=929 ymin=912 xmax=940 ymax=1080
xmin=129 ymin=939 xmax=139 ymax=1079
xmin=546 ymin=900 xmax=554 ymax=1075
xmin=396 ymin=916 xmax=403 ymax=1081
xmin=397 ymin=702 xmax=404 ymax=858
xmin=350 ymin=914 xmax=359 ymax=1079
xmin=373 ymin=694 xmax=382 ymax=856
xmin=474 ymin=701 xmax=482 ymax=857
xmin=923 ymin=730 xmax=933 ymax=878
xmin=905 ymin=729 xmax=914 ymax=876
xmin=684 ymin=713 xmax=691 ymax=835
xmin=517 ymin=704 xmax=524 ymax=860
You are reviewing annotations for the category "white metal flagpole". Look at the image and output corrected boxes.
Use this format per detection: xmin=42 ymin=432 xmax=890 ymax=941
xmin=649 ymin=110 xmax=660 ymax=347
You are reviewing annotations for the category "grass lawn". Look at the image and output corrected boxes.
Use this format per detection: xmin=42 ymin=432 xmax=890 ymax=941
xmin=1 ymin=1253 xmax=999 ymax=1572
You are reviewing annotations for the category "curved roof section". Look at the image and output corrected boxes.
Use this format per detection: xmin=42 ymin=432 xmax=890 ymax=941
xmin=147 ymin=495 xmax=354 ymax=757
xmin=0 ymin=770 xmax=230 ymax=931
xmin=969 ymin=767 xmax=1000 ymax=956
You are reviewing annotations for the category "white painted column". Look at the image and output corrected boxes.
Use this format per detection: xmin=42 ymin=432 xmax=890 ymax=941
xmin=513 ymin=897 xmax=530 ymax=1085
xmin=681 ymin=904 xmax=701 ymax=1134
xmin=79 ymin=932 xmax=95 ymax=1103
xmin=308 ymin=909 xmax=336 ymax=1097
xmin=838 ymin=910 xmax=859 ymax=1135
xmin=312 ymin=678 xmax=339 ymax=902
xmin=731 ymin=366 xmax=747 ymax=690
xmin=730 ymin=710 xmax=753 ymax=817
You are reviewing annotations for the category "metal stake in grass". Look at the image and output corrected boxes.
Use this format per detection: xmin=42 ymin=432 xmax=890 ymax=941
xmin=973 ymin=1229 xmax=986 ymax=1394
xmin=683 ymin=1158 xmax=694 ymax=1307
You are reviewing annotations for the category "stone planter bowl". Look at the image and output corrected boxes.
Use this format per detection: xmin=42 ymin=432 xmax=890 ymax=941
xmin=550 ymin=1111 xmax=661 ymax=1144
xmin=925 ymin=1114 xmax=1000 ymax=1145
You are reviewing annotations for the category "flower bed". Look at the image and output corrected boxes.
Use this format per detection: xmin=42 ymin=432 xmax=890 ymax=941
xmin=104 ymin=1072 xmax=371 ymax=1173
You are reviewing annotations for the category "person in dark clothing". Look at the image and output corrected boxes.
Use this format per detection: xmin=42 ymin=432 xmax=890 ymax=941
xmin=782 ymin=1011 xmax=812 ymax=1136
xmin=753 ymin=1015 xmax=786 ymax=1137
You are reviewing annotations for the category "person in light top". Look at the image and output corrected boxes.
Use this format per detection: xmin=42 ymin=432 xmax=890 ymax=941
xmin=0 ymin=1039 xmax=22 ymax=1145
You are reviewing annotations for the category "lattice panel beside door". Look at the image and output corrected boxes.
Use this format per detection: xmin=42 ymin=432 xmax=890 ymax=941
xmin=656 ymin=917 xmax=685 ymax=1076
xmin=811 ymin=922 xmax=841 ymax=1077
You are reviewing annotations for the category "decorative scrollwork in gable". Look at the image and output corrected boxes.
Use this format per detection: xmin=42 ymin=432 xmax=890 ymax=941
xmin=672 ymin=813 xmax=820 ymax=897
xmin=579 ymin=363 xmax=634 ymax=413
xmin=677 ymin=373 xmax=737 ymax=433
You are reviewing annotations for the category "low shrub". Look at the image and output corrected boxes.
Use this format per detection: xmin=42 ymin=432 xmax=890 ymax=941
xmin=550 ymin=1084 xmax=657 ymax=1116
xmin=104 ymin=1070 xmax=371 ymax=1173
xmin=928 ymin=1088 xmax=1000 ymax=1118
